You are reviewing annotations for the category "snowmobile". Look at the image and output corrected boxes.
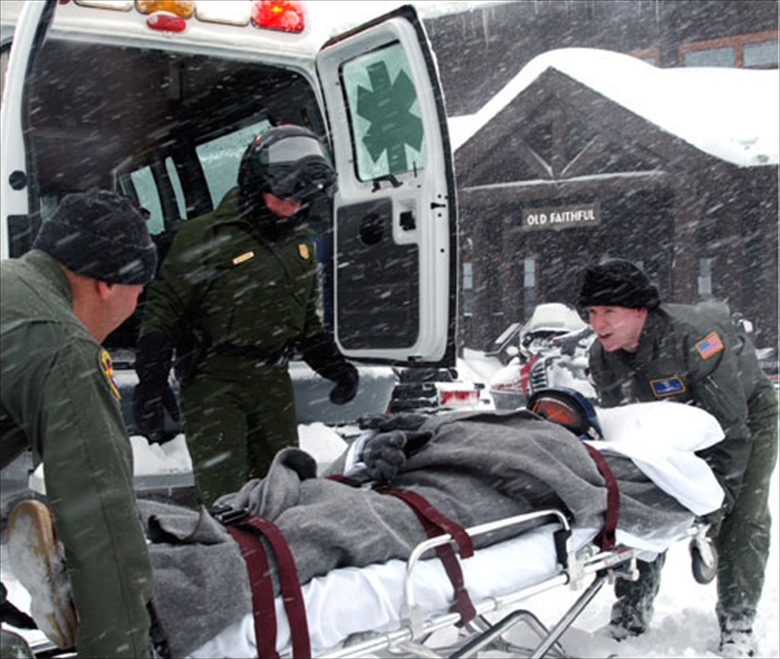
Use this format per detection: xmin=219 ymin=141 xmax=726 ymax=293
xmin=489 ymin=303 xmax=596 ymax=410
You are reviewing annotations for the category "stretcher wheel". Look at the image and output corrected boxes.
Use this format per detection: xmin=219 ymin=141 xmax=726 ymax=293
xmin=0 ymin=629 xmax=35 ymax=659
xmin=690 ymin=538 xmax=718 ymax=584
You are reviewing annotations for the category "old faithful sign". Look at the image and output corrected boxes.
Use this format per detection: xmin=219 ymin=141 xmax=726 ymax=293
xmin=522 ymin=203 xmax=600 ymax=231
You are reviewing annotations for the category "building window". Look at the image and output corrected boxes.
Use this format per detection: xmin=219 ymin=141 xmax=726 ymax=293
xmin=698 ymin=257 xmax=715 ymax=299
xmin=462 ymin=262 xmax=473 ymax=316
xmin=627 ymin=47 xmax=660 ymax=67
xmin=680 ymin=31 xmax=779 ymax=69
xmin=523 ymin=256 xmax=537 ymax=319
xmin=743 ymin=40 xmax=778 ymax=68
xmin=683 ymin=46 xmax=735 ymax=67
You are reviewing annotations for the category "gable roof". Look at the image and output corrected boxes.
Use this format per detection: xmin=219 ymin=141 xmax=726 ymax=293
xmin=449 ymin=48 xmax=779 ymax=168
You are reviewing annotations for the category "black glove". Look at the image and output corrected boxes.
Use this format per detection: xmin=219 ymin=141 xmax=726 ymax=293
xmin=133 ymin=332 xmax=179 ymax=444
xmin=329 ymin=363 xmax=359 ymax=405
xmin=300 ymin=332 xmax=359 ymax=405
xmin=359 ymin=412 xmax=433 ymax=457
xmin=362 ymin=430 xmax=408 ymax=483
xmin=359 ymin=411 xmax=434 ymax=482
xmin=1 ymin=582 xmax=36 ymax=630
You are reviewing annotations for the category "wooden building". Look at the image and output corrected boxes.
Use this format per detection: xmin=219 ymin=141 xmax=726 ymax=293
xmin=453 ymin=57 xmax=778 ymax=351
xmin=425 ymin=0 xmax=779 ymax=117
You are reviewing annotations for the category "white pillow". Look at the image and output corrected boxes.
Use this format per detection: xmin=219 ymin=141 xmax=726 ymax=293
xmin=597 ymin=401 xmax=724 ymax=453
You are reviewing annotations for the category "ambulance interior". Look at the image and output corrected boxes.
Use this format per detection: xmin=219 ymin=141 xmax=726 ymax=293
xmin=14 ymin=35 xmax=331 ymax=350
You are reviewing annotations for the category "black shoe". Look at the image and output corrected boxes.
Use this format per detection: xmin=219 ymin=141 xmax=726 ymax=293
xmin=719 ymin=630 xmax=756 ymax=658
xmin=608 ymin=599 xmax=649 ymax=641
xmin=607 ymin=620 xmax=646 ymax=642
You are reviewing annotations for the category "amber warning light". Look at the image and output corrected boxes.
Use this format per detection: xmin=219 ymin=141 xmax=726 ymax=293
xmin=136 ymin=1 xmax=194 ymax=17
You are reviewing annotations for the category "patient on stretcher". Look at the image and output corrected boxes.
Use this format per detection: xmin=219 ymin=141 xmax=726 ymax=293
xmin=7 ymin=392 xmax=725 ymax=658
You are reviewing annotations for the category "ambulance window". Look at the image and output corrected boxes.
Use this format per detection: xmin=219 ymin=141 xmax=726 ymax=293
xmin=39 ymin=195 xmax=59 ymax=225
xmin=196 ymin=120 xmax=271 ymax=209
xmin=341 ymin=42 xmax=427 ymax=182
xmin=1 ymin=45 xmax=10 ymax=103
xmin=165 ymin=157 xmax=186 ymax=220
xmin=129 ymin=166 xmax=164 ymax=235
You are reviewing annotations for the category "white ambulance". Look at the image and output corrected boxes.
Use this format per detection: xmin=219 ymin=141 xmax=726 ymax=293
xmin=0 ymin=0 xmax=457 ymax=372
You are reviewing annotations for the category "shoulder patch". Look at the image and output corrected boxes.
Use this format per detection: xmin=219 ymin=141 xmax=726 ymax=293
xmin=650 ymin=376 xmax=686 ymax=398
xmin=298 ymin=244 xmax=310 ymax=260
xmin=98 ymin=349 xmax=120 ymax=400
xmin=695 ymin=332 xmax=724 ymax=360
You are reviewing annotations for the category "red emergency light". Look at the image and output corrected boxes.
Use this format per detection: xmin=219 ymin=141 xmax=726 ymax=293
xmin=439 ymin=389 xmax=479 ymax=408
xmin=146 ymin=12 xmax=187 ymax=32
xmin=252 ymin=0 xmax=305 ymax=33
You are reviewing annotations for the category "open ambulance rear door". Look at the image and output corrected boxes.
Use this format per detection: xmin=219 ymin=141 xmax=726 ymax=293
xmin=1 ymin=2 xmax=458 ymax=369
xmin=317 ymin=5 xmax=458 ymax=367
xmin=0 ymin=1 xmax=52 ymax=261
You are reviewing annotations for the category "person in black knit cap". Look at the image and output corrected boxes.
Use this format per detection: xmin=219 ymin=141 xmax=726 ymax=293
xmin=579 ymin=259 xmax=777 ymax=658
xmin=1 ymin=189 xmax=157 ymax=658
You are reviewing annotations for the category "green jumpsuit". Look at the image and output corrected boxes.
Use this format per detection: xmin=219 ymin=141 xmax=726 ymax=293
xmin=140 ymin=188 xmax=324 ymax=506
xmin=0 ymin=250 xmax=153 ymax=659
xmin=589 ymin=300 xmax=778 ymax=634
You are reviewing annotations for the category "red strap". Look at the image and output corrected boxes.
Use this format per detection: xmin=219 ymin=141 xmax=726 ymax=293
xmin=381 ymin=489 xmax=477 ymax=626
xmin=584 ymin=444 xmax=619 ymax=550
xmin=226 ymin=525 xmax=279 ymax=659
xmin=238 ymin=517 xmax=312 ymax=659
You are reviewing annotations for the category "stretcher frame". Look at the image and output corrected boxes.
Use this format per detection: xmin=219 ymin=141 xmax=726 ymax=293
xmin=22 ymin=511 xmax=710 ymax=659
xmin=318 ymin=509 xmax=709 ymax=659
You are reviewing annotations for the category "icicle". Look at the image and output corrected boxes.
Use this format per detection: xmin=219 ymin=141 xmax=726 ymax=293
xmin=482 ymin=4 xmax=489 ymax=48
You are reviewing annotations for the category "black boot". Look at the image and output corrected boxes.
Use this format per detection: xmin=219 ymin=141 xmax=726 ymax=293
xmin=608 ymin=552 xmax=666 ymax=640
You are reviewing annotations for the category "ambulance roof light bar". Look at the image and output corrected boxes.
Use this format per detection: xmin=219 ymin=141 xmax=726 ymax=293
xmin=72 ymin=0 xmax=305 ymax=32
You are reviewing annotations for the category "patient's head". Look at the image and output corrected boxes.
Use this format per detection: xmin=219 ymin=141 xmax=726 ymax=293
xmin=528 ymin=388 xmax=602 ymax=441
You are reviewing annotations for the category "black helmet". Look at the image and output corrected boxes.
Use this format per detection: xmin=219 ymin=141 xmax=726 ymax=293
xmin=238 ymin=126 xmax=337 ymax=217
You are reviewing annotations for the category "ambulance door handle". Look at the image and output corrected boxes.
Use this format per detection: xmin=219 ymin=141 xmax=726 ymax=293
xmin=400 ymin=210 xmax=416 ymax=231
xmin=9 ymin=171 xmax=27 ymax=190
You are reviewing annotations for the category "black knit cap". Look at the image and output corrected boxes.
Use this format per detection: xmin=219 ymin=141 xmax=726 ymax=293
xmin=578 ymin=259 xmax=660 ymax=310
xmin=33 ymin=190 xmax=157 ymax=285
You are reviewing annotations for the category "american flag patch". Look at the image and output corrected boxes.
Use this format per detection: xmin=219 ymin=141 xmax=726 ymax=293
xmin=695 ymin=332 xmax=724 ymax=360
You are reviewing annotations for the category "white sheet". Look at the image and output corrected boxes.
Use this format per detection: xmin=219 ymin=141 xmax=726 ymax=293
xmin=592 ymin=401 xmax=725 ymax=515
xmin=191 ymin=402 xmax=725 ymax=658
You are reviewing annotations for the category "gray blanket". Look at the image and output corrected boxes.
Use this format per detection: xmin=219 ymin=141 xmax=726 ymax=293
xmin=140 ymin=410 xmax=692 ymax=657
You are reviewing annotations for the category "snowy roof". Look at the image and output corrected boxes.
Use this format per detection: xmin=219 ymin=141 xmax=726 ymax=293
xmin=309 ymin=1 xmax=499 ymax=39
xmin=449 ymin=48 xmax=779 ymax=168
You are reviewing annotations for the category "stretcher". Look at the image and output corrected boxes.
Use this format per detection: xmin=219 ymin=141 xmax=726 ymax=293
xmin=21 ymin=512 xmax=713 ymax=659
xmin=189 ymin=509 xmax=711 ymax=658
xmin=20 ymin=400 xmax=723 ymax=659
xmin=190 ymin=400 xmax=723 ymax=659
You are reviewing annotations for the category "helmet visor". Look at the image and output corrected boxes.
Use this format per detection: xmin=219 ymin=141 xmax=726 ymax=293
xmin=263 ymin=136 xmax=331 ymax=164
xmin=262 ymin=137 xmax=338 ymax=201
